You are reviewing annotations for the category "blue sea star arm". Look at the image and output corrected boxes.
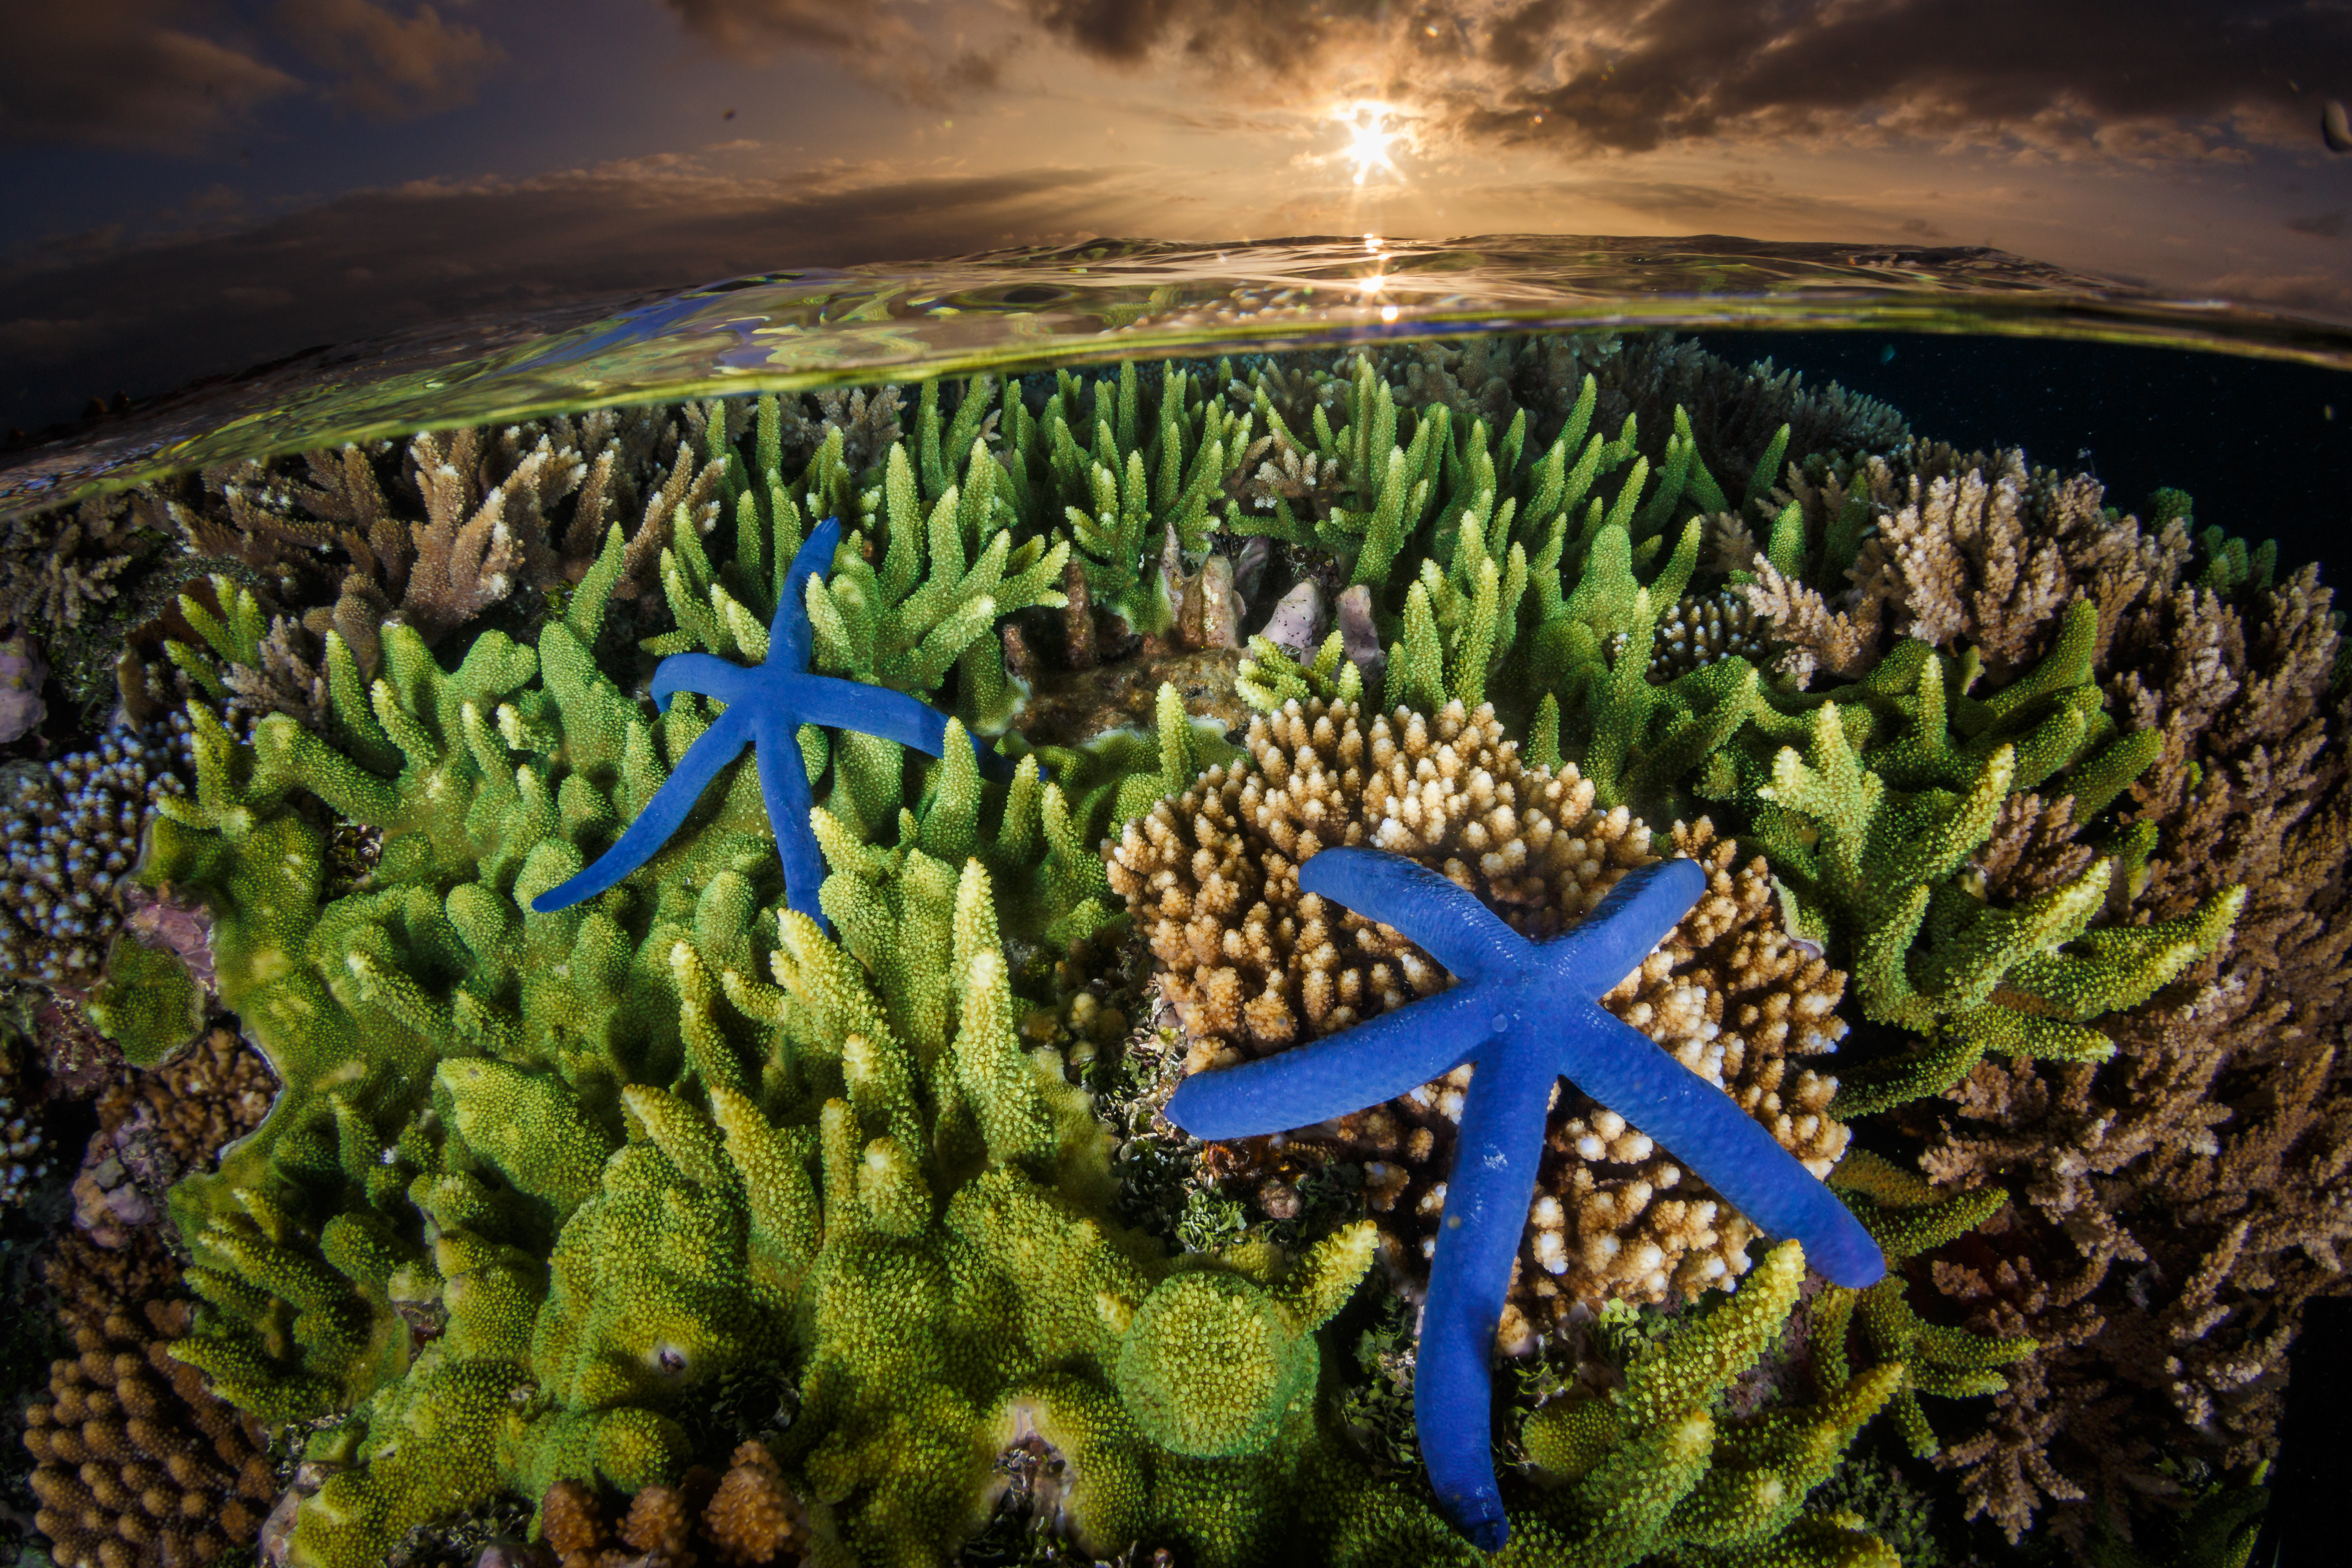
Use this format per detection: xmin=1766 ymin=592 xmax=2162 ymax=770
xmin=1299 ymin=849 xmax=1529 ymax=983
xmin=530 ymin=704 xmax=756 ymax=912
xmin=648 ymin=653 xmax=763 ymax=710
xmin=1162 ymin=987 xmax=1495 ymax=1143
xmin=1416 ymin=1021 xmax=1555 ymax=1554
xmin=768 ymin=515 xmax=840 ymax=670
xmin=783 ymin=677 xmax=1020 ymax=781
xmin=751 ymin=712 xmax=828 ymax=924
xmin=1546 ymin=857 xmax=1711 ymax=985
xmin=1542 ymin=993 xmax=1887 ymax=1288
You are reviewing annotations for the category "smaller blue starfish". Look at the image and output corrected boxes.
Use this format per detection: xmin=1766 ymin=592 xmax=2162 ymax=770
xmin=531 ymin=515 xmax=1014 ymax=928
xmin=1164 ymin=847 xmax=1886 ymax=1552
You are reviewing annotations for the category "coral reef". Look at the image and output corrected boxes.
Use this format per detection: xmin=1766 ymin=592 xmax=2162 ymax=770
xmin=4 ymin=332 xmax=2337 ymax=1568
xmin=22 ymin=1231 xmax=277 ymax=1568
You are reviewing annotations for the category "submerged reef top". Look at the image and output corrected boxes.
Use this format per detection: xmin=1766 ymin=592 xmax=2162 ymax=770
xmin=0 ymin=330 xmax=2337 ymax=1568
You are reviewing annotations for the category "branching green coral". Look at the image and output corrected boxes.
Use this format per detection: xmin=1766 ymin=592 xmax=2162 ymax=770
xmin=142 ymin=562 xmax=1459 ymax=1567
xmin=1504 ymin=1241 xmax=1902 ymax=1568
xmin=289 ymin=850 xmax=1463 ymax=1568
xmin=1812 ymin=1152 xmax=2037 ymax=1458
xmin=1054 ymin=362 xmax=1246 ymax=634
xmin=1698 ymin=603 xmax=2243 ymax=1112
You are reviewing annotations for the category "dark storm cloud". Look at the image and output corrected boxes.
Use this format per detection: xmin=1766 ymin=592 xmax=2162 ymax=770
xmin=1024 ymin=0 xmax=2349 ymax=163
xmin=277 ymin=0 xmax=504 ymax=120
xmin=0 ymin=158 xmax=1142 ymax=434
xmin=0 ymin=1 xmax=302 ymax=151
xmin=0 ymin=0 xmax=504 ymax=150
xmin=656 ymin=0 xmax=1008 ymax=107
xmin=1453 ymin=0 xmax=2344 ymax=159
xmin=1027 ymin=0 xmax=1405 ymax=76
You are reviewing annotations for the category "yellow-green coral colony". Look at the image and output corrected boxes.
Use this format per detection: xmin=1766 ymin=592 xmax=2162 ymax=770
xmin=50 ymin=340 xmax=2267 ymax=1567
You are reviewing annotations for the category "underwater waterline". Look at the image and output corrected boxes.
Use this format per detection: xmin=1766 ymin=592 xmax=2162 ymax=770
xmin=0 ymin=234 xmax=2346 ymax=1568
xmin=6 ymin=232 xmax=2352 ymax=520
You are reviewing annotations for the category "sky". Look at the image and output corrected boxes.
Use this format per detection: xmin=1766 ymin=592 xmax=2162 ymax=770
xmin=4 ymin=0 xmax=2351 ymax=436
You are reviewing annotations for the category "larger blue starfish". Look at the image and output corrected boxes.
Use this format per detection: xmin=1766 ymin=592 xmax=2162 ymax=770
xmin=1164 ymin=847 xmax=1886 ymax=1552
xmin=531 ymin=515 xmax=1013 ymax=929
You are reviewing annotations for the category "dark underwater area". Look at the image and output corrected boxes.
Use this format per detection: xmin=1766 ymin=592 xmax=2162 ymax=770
xmin=1696 ymin=332 xmax=2352 ymax=582
xmin=0 ymin=323 xmax=2344 ymax=1568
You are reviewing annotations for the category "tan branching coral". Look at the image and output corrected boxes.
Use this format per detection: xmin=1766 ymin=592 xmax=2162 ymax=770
xmin=74 ymin=1029 xmax=276 ymax=1246
xmin=538 ymin=1441 xmax=808 ymax=1568
xmin=0 ymin=494 xmax=144 ymax=632
xmin=129 ymin=402 xmax=733 ymax=689
xmin=1739 ymin=557 xmax=1881 ymax=689
xmin=1107 ymin=696 xmax=1852 ymax=1325
xmin=1742 ymin=442 xmax=2192 ymax=687
xmin=704 ymin=1442 xmax=812 ymax=1565
xmin=765 ymin=384 xmax=905 ymax=480
xmin=23 ymin=1233 xmax=276 ymax=1568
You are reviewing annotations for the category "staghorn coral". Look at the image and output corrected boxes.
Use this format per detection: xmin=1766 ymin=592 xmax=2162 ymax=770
xmin=0 ymin=712 xmax=195 ymax=995
xmin=1500 ymin=1239 xmax=1904 ymax=1568
xmin=1657 ymin=598 xmax=2245 ymax=1119
xmin=1056 ymin=363 xmax=1239 ymax=640
xmin=1107 ymin=695 xmax=1856 ymax=1324
xmin=793 ymin=422 xmax=1069 ymax=737
xmin=0 ymin=494 xmax=148 ymax=634
xmin=23 ymin=1232 xmax=277 ymax=1568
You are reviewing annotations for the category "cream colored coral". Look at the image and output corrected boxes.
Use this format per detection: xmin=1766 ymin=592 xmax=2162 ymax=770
xmin=1108 ymin=696 xmax=1853 ymax=1322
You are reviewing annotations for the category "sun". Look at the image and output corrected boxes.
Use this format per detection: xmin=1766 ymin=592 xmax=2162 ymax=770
xmin=1334 ymin=100 xmax=1404 ymax=186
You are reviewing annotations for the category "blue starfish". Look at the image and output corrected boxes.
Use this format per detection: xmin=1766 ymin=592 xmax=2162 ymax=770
xmin=531 ymin=515 xmax=1014 ymax=929
xmin=1163 ymin=847 xmax=1887 ymax=1551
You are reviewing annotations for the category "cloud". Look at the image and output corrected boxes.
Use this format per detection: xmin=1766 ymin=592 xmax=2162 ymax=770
xmin=0 ymin=0 xmax=504 ymax=150
xmin=1028 ymin=0 xmax=1401 ymax=78
xmin=657 ymin=0 xmax=1010 ymax=107
xmin=0 ymin=0 xmax=303 ymax=151
xmin=276 ymin=0 xmax=504 ymax=120
xmin=1021 ymin=0 xmax=2351 ymax=168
